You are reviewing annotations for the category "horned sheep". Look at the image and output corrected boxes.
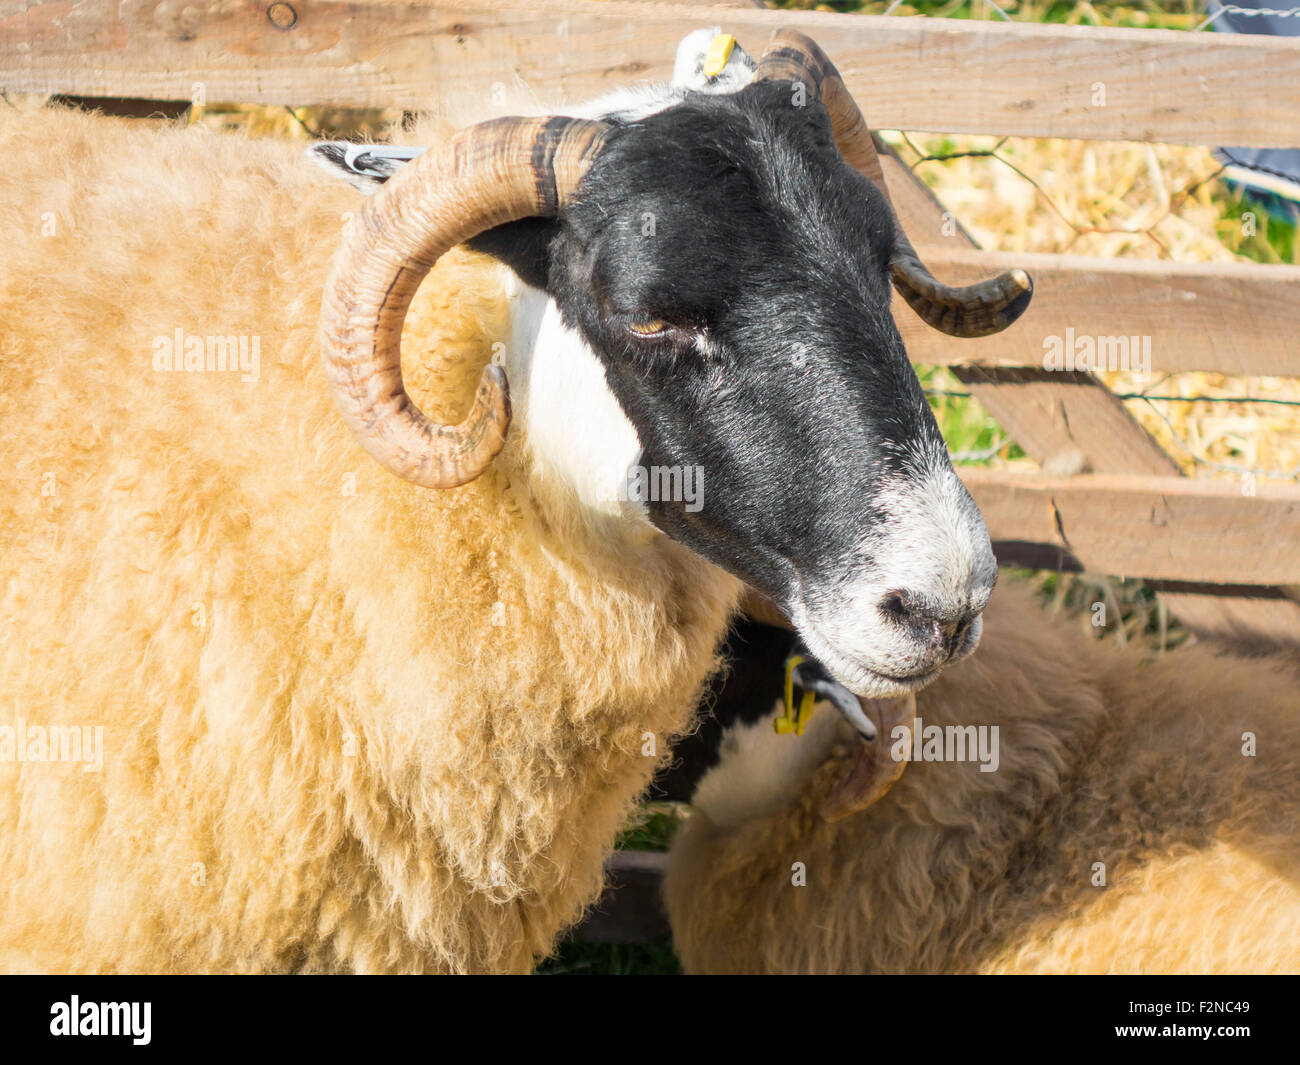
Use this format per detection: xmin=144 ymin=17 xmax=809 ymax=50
xmin=0 ymin=31 xmax=1031 ymax=972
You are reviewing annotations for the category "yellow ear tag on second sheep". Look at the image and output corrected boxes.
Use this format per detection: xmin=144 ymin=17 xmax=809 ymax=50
xmin=702 ymin=33 xmax=737 ymax=78
xmin=774 ymin=654 xmax=816 ymax=736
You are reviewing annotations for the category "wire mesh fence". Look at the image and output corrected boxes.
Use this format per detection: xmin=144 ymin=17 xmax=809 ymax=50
xmin=842 ymin=2 xmax=1300 ymax=484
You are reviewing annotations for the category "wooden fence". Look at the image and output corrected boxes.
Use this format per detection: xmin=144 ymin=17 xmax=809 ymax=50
xmin=3 ymin=0 xmax=1299 ymax=649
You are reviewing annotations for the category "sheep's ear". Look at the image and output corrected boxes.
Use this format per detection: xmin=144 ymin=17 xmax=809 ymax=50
xmin=308 ymin=141 xmax=555 ymax=289
xmin=465 ymin=219 xmax=560 ymax=292
xmin=306 ymin=142 xmax=424 ymax=194
xmin=671 ymin=28 xmax=756 ymax=94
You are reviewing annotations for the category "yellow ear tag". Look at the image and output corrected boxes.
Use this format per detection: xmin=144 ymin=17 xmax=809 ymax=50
xmin=702 ymin=33 xmax=737 ymax=79
xmin=774 ymin=654 xmax=817 ymax=736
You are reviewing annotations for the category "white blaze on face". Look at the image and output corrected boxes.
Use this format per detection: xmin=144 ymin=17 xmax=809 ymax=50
xmin=309 ymin=31 xmax=758 ymax=532
xmin=792 ymin=437 xmax=997 ymax=698
xmin=500 ymin=270 xmax=651 ymax=530
xmin=488 ymin=34 xmax=759 ymax=534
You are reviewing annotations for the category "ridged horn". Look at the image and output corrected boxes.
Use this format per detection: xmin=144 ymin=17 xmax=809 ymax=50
xmin=320 ymin=116 xmax=608 ymax=488
xmin=753 ymin=30 xmax=1032 ymax=338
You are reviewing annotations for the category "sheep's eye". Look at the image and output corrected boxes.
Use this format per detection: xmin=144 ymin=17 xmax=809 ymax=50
xmin=625 ymin=318 xmax=668 ymax=339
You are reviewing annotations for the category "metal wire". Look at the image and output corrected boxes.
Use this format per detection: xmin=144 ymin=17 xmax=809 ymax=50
xmin=1195 ymin=4 xmax=1300 ymax=31
xmin=1133 ymin=396 xmax=1300 ymax=478
xmin=881 ymin=9 xmax=1298 ymax=484
xmin=927 ymin=389 xmax=1300 ymax=478
xmin=896 ymin=129 xmax=1234 ymax=257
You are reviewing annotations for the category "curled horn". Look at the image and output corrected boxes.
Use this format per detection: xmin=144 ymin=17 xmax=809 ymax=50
xmin=753 ymin=30 xmax=1033 ymax=338
xmin=320 ymin=116 xmax=608 ymax=488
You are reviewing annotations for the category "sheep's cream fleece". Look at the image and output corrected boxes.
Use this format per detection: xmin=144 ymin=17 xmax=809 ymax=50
xmin=666 ymin=582 xmax=1300 ymax=974
xmin=0 ymin=107 xmax=740 ymax=973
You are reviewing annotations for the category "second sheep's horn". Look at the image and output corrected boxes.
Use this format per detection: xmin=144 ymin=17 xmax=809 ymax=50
xmin=753 ymin=30 xmax=1033 ymax=339
xmin=319 ymin=116 xmax=608 ymax=489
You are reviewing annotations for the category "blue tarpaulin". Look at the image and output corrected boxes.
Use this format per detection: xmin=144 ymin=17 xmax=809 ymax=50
xmin=1210 ymin=0 xmax=1300 ymax=221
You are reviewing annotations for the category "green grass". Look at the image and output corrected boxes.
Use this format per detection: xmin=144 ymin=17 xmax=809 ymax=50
xmin=1216 ymin=193 xmax=1299 ymax=265
xmin=916 ymin=365 xmax=1026 ymax=466
xmin=537 ymin=804 xmax=686 ymax=974
xmin=537 ymin=936 xmax=682 ymax=975
xmin=613 ymin=805 xmax=683 ymax=852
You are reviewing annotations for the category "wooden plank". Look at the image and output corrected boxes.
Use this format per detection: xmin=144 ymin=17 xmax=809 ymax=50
xmin=882 ymin=149 xmax=1300 ymax=639
xmin=569 ymin=850 xmax=671 ymax=944
xmin=960 ymin=470 xmax=1300 ymax=586
xmin=1154 ymin=586 xmax=1300 ymax=649
xmin=992 ymin=539 xmax=1082 ymax=573
xmin=892 ymin=249 xmax=1300 ymax=379
xmin=880 ymin=141 xmax=983 ymax=248
xmin=950 ymin=366 xmax=1181 ymax=476
xmin=1141 ymin=586 xmax=1300 ymax=651
xmin=878 ymin=147 xmax=1179 ymax=475
xmin=881 ymin=147 xmax=1300 ymax=379
xmin=1155 ymin=594 xmax=1300 ymax=650
xmin=47 ymin=95 xmax=192 ymax=119
xmin=3 ymin=2 xmax=1298 ymax=147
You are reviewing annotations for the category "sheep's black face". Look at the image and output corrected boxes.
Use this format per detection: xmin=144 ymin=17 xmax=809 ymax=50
xmin=472 ymin=83 xmax=996 ymax=697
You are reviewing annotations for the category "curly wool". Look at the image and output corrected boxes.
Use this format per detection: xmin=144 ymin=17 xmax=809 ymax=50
xmin=0 ymin=107 xmax=740 ymax=973
xmin=665 ymin=581 xmax=1300 ymax=974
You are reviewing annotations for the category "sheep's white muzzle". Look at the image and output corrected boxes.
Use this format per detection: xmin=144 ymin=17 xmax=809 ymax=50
xmin=792 ymin=460 xmax=997 ymax=698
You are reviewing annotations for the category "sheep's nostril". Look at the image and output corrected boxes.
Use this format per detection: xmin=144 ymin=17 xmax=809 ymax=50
xmin=880 ymin=592 xmax=980 ymax=659
xmin=889 ymin=595 xmax=977 ymax=663
xmin=880 ymin=591 xmax=909 ymax=620
xmin=880 ymin=590 xmax=944 ymax=635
